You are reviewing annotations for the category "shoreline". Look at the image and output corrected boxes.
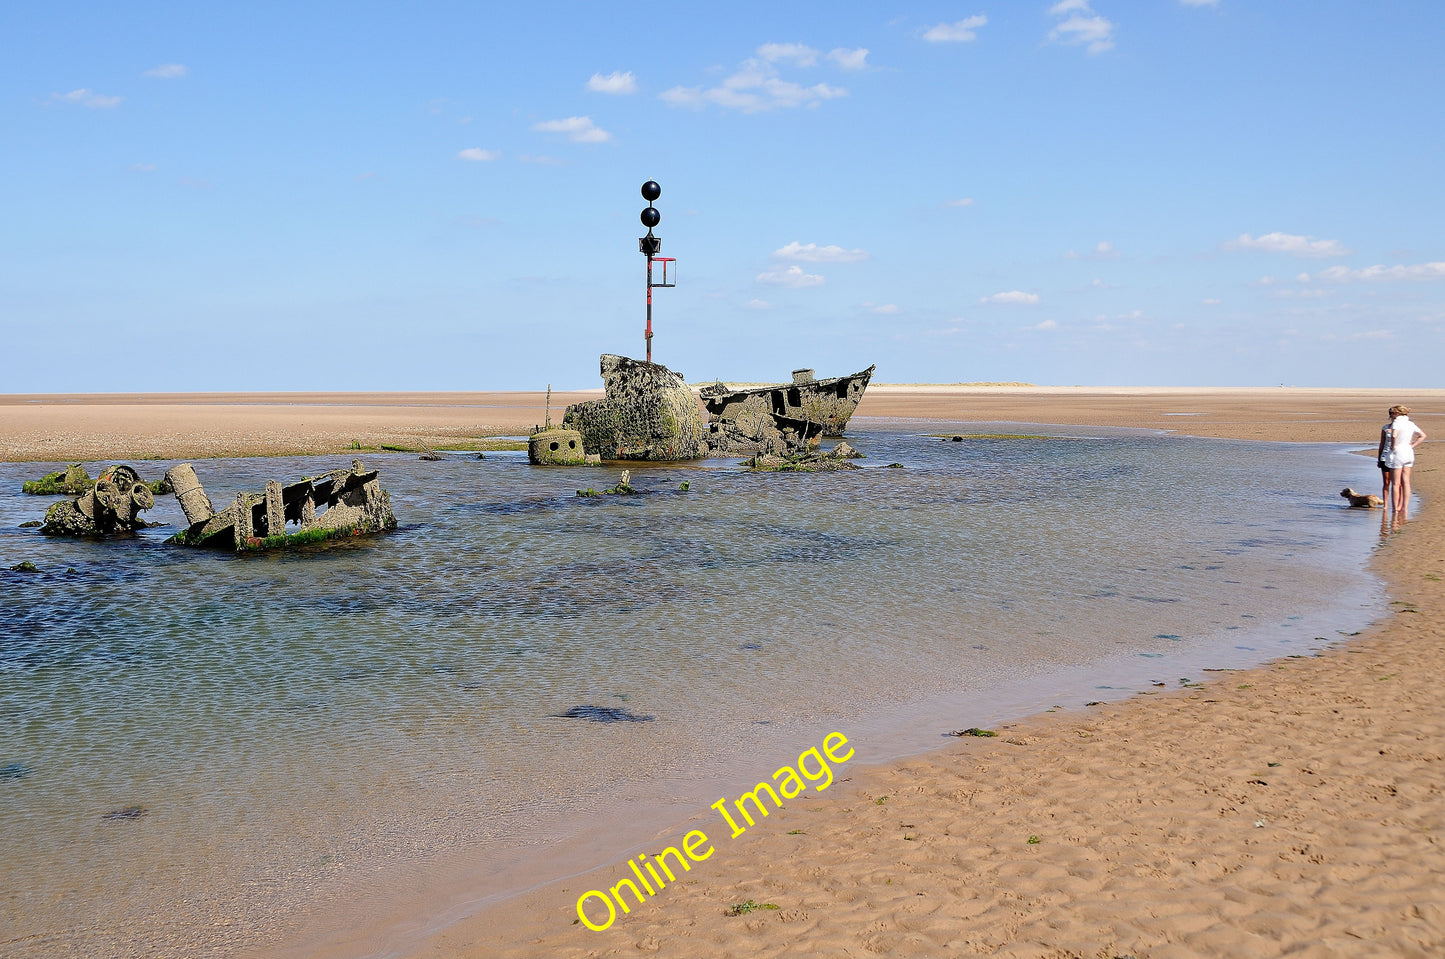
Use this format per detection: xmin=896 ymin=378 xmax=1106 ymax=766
xmin=2 ymin=387 xmax=1442 ymax=462
xmin=414 ymin=470 xmax=1442 ymax=958
xmin=5 ymin=389 xmax=1440 ymax=957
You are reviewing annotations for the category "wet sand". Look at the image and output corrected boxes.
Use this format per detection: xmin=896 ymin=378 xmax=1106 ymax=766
xmin=4 ymin=387 xmax=1441 ymax=957
xmin=448 ymin=477 xmax=1445 ymax=958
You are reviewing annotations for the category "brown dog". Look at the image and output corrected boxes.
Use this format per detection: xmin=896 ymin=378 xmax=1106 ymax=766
xmin=1340 ymin=487 xmax=1384 ymax=508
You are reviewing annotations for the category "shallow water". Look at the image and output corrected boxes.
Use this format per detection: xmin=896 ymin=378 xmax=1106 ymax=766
xmin=0 ymin=423 xmax=1385 ymax=957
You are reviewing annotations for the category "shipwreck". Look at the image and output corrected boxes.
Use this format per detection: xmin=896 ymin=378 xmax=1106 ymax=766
xmin=547 ymin=356 xmax=875 ymax=463
xmin=701 ymin=365 xmax=875 ymax=456
xmin=40 ymin=465 xmax=158 ymax=536
xmin=537 ymin=182 xmax=875 ymax=464
xmin=562 ymin=354 xmax=710 ymax=461
xmin=165 ymin=460 xmax=397 ymax=550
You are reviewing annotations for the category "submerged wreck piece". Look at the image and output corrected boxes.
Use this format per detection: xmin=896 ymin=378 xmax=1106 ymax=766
xmin=40 ymin=465 xmax=156 ymax=536
xmin=562 ymin=354 xmax=708 ymax=461
xmin=23 ymin=463 xmax=93 ymax=496
xmin=165 ymin=460 xmax=396 ymax=551
xmin=529 ymin=428 xmax=586 ymax=465
xmin=701 ymin=365 xmax=875 ymax=455
xmin=744 ymin=444 xmax=863 ymax=473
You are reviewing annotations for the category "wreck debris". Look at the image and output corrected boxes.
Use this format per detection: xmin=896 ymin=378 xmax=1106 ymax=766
xmin=165 ymin=459 xmax=396 ymax=550
xmin=40 ymin=465 xmax=157 ymax=536
xmin=576 ymin=470 xmax=640 ymax=497
xmin=529 ymin=428 xmax=587 ymax=466
xmin=24 ymin=463 xmax=172 ymax=497
xmin=702 ymin=365 xmax=875 ymax=455
xmin=563 ymin=354 xmax=709 ymax=461
xmin=23 ymin=464 xmax=93 ymax=496
xmin=743 ymin=445 xmax=863 ymax=473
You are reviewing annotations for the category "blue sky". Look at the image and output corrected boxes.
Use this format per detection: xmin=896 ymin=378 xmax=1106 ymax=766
xmin=3 ymin=1 xmax=1442 ymax=391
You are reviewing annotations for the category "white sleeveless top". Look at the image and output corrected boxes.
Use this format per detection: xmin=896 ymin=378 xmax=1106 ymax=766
xmin=1386 ymin=416 xmax=1420 ymax=468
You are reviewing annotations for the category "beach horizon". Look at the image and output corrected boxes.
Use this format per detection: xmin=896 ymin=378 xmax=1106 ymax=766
xmin=2 ymin=386 xmax=1442 ymax=463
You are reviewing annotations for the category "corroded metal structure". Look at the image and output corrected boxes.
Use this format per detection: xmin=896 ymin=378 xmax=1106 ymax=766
xmin=563 ymin=354 xmax=708 ymax=461
xmin=701 ymin=365 xmax=875 ymax=455
xmin=164 ymin=460 xmax=396 ymax=550
xmin=40 ymin=465 xmax=156 ymax=536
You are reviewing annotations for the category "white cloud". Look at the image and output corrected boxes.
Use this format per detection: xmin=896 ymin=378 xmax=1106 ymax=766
xmin=982 ymin=291 xmax=1041 ymax=305
xmin=756 ymin=265 xmax=825 ymax=288
xmin=1048 ymin=1 xmax=1116 ymax=54
xmin=50 ymin=88 xmax=122 ymax=109
xmin=773 ymin=241 xmax=868 ymax=263
xmin=945 ymin=197 xmax=975 ymax=208
xmin=660 ymin=43 xmax=850 ymax=113
xmin=1064 ymin=240 xmax=1118 ymax=259
xmin=1033 ymin=319 xmax=1059 ymax=330
xmin=1202 ymin=297 xmax=1221 ymax=305
xmin=757 ymin=43 xmax=819 ymax=66
xmin=745 ymin=298 xmax=773 ymax=310
xmin=144 ymin=63 xmax=187 ymax=79
xmin=531 ymin=116 xmax=611 ymax=143
xmin=457 ymin=147 xmax=500 ymax=162
xmin=924 ymin=15 xmax=988 ymax=43
xmin=1300 ymin=261 xmax=1445 ymax=283
xmin=828 ymin=48 xmax=869 ymax=70
xmin=871 ymin=303 xmax=900 ymax=314
xmin=1226 ymin=232 xmax=1351 ymax=258
xmin=587 ymin=71 xmax=637 ymax=94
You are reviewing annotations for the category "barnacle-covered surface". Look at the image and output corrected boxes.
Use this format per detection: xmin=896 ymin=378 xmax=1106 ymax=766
xmin=562 ymin=354 xmax=708 ymax=461
xmin=39 ymin=465 xmax=157 ymax=536
xmin=165 ymin=459 xmax=396 ymax=550
xmin=702 ymin=365 xmax=875 ymax=454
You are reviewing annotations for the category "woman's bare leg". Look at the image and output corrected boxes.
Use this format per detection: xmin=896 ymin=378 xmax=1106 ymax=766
xmin=1397 ymin=465 xmax=1413 ymax=515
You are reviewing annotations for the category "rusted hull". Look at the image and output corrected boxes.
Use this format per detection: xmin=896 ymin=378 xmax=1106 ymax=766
xmin=700 ymin=365 xmax=875 ymax=437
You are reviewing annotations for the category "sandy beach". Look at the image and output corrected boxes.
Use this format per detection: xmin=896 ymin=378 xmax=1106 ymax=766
xmin=4 ymin=387 xmax=1441 ymax=958
xmin=4 ymin=386 xmax=1441 ymax=461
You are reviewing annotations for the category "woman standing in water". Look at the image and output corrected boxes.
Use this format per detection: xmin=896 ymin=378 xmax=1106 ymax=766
xmin=1379 ymin=405 xmax=1427 ymax=513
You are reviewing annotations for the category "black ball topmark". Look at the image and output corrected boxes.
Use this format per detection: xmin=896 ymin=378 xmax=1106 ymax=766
xmin=641 ymin=180 xmax=661 ymax=202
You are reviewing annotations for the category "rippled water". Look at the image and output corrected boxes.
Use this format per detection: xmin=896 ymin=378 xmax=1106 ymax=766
xmin=0 ymin=423 xmax=1384 ymax=957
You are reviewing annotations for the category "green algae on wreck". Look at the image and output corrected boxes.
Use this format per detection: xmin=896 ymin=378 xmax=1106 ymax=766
xmin=22 ymin=464 xmax=92 ymax=495
xmin=743 ymin=448 xmax=861 ymax=473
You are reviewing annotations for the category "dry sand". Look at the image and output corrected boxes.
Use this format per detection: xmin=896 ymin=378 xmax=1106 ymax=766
xmin=4 ymin=386 xmax=1439 ymax=460
xmin=4 ymin=387 xmax=1442 ymax=958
